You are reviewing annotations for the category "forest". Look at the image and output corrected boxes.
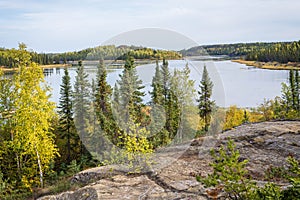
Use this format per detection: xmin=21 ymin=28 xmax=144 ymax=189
xmin=0 ymin=45 xmax=181 ymax=68
xmin=0 ymin=44 xmax=206 ymax=199
xmin=0 ymin=44 xmax=299 ymax=199
xmin=180 ymin=42 xmax=279 ymax=57
xmin=48 ymin=45 xmax=182 ymax=64
xmin=245 ymin=40 xmax=300 ymax=63
xmin=2 ymin=41 xmax=299 ymax=69
xmin=181 ymin=40 xmax=300 ymax=64
xmin=0 ymin=47 xmax=53 ymax=67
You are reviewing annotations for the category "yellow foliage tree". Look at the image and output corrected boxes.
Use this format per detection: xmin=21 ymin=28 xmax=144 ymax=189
xmin=9 ymin=44 xmax=58 ymax=189
xmin=118 ymin=121 xmax=153 ymax=172
xmin=223 ymin=105 xmax=244 ymax=130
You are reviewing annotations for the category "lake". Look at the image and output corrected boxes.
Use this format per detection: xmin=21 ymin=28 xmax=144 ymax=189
xmin=43 ymin=60 xmax=289 ymax=108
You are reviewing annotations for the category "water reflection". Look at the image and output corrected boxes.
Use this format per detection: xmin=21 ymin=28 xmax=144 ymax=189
xmin=43 ymin=68 xmax=54 ymax=77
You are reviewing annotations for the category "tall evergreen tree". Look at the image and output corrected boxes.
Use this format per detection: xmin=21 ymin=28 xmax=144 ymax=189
xmin=281 ymin=82 xmax=293 ymax=114
xmin=149 ymin=60 xmax=164 ymax=104
xmin=149 ymin=59 xmax=195 ymax=146
xmin=198 ymin=65 xmax=215 ymax=132
xmin=73 ymin=61 xmax=91 ymax=157
xmin=58 ymin=68 xmax=77 ymax=164
xmin=285 ymin=70 xmax=300 ymax=117
xmin=160 ymin=59 xmax=175 ymax=138
xmin=170 ymin=64 xmax=196 ymax=141
xmin=149 ymin=60 xmax=167 ymax=147
xmin=161 ymin=58 xmax=171 ymax=103
xmin=94 ymin=60 xmax=117 ymax=143
xmin=115 ymin=54 xmax=145 ymax=125
xmin=295 ymin=70 xmax=300 ymax=113
xmin=289 ymin=70 xmax=297 ymax=110
xmin=113 ymin=83 xmax=120 ymax=111
xmin=165 ymin=90 xmax=180 ymax=140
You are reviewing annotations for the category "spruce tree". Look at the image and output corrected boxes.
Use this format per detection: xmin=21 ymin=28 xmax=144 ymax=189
xmin=150 ymin=60 xmax=164 ymax=104
xmin=170 ymin=64 xmax=196 ymax=142
xmin=289 ymin=70 xmax=297 ymax=110
xmin=161 ymin=58 xmax=171 ymax=103
xmin=58 ymin=68 xmax=77 ymax=164
xmin=283 ymin=70 xmax=300 ymax=117
xmin=113 ymin=83 xmax=120 ymax=111
xmin=165 ymin=90 xmax=180 ymax=140
xmin=281 ymin=82 xmax=292 ymax=114
xmin=149 ymin=60 xmax=166 ymax=147
xmin=295 ymin=70 xmax=300 ymax=114
xmin=73 ymin=61 xmax=91 ymax=157
xmin=95 ymin=60 xmax=116 ymax=143
xmin=160 ymin=59 xmax=174 ymax=141
xmin=198 ymin=65 xmax=215 ymax=132
xmin=116 ymin=54 xmax=145 ymax=125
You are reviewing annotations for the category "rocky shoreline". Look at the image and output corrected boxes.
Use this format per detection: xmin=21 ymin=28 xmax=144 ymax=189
xmin=38 ymin=121 xmax=300 ymax=200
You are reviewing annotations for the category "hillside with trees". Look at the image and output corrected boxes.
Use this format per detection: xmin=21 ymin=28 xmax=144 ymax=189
xmin=0 ymin=45 xmax=181 ymax=68
xmin=181 ymin=41 xmax=300 ymax=63
xmin=49 ymin=45 xmax=182 ymax=64
xmin=245 ymin=40 xmax=300 ymax=63
xmin=180 ymin=42 xmax=282 ymax=57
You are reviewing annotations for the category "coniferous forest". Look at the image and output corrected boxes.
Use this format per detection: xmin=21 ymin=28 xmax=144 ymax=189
xmin=181 ymin=40 xmax=300 ymax=63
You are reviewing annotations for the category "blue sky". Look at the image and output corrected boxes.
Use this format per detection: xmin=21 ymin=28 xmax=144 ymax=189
xmin=0 ymin=0 xmax=299 ymax=52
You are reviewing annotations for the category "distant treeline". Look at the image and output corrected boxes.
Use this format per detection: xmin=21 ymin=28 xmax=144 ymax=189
xmin=0 ymin=47 xmax=53 ymax=68
xmin=50 ymin=45 xmax=182 ymax=63
xmin=2 ymin=41 xmax=299 ymax=68
xmin=245 ymin=41 xmax=300 ymax=63
xmin=180 ymin=42 xmax=279 ymax=57
xmin=0 ymin=45 xmax=182 ymax=68
xmin=181 ymin=41 xmax=300 ymax=63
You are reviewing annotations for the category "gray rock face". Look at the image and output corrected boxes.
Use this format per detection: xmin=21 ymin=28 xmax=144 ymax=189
xmin=38 ymin=121 xmax=300 ymax=200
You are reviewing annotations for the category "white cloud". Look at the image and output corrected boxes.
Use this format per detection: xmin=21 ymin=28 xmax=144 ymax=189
xmin=0 ymin=0 xmax=299 ymax=52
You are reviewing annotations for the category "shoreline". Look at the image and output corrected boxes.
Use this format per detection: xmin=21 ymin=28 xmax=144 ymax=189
xmin=0 ymin=64 xmax=71 ymax=72
xmin=0 ymin=58 xmax=178 ymax=72
xmin=232 ymin=59 xmax=300 ymax=70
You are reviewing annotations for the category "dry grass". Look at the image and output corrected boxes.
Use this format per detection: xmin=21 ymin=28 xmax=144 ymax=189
xmin=232 ymin=59 xmax=300 ymax=70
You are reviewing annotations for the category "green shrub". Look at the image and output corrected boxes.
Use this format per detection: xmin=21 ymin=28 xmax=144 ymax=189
xmin=282 ymin=157 xmax=300 ymax=199
xmin=197 ymin=139 xmax=257 ymax=199
xmin=197 ymin=140 xmax=300 ymax=199
xmin=67 ymin=160 xmax=81 ymax=176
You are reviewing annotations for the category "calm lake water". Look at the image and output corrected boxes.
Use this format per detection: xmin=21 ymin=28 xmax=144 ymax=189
xmin=43 ymin=60 xmax=289 ymax=108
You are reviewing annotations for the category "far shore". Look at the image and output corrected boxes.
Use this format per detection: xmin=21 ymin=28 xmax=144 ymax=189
xmin=232 ymin=59 xmax=300 ymax=70
xmin=0 ymin=64 xmax=72 ymax=72
xmin=0 ymin=59 xmax=167 ymax=72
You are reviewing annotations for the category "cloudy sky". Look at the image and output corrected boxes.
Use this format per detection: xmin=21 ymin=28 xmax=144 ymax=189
xmin=0 ymin=0 xmax=299 ymax=52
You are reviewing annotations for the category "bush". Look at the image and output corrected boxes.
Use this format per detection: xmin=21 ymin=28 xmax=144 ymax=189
xmin=282 ymin=157 xmax=300 ymax=199
xmin=197 ymin=140 xmax=300 ymax=199
xmin=197 ymin=140 xmax=257 ymax=199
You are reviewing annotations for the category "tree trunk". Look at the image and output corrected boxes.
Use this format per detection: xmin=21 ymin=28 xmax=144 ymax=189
xmin=35 ymin=145 xmax=43 ymax=188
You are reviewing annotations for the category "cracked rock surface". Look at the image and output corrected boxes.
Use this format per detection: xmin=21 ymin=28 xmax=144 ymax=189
xmin=38 ymin=121 xmax=300 ymax=200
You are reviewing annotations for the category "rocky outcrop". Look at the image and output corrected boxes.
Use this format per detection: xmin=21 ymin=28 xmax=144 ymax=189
xmin=38 ymin=121 xmax=300 ymax=200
